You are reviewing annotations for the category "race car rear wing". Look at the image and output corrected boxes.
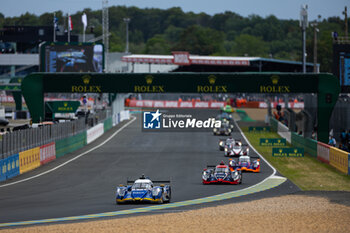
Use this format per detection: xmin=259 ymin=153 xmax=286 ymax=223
xmin=126 ymin=179 xmax=171 ymax=184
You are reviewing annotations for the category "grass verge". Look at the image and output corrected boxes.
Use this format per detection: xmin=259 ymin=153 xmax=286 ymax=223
xmin=241 ymin=126 xmax=350 ymax=191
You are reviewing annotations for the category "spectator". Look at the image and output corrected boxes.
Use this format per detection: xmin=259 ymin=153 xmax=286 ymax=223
xmin=340 ymin=129 xmax=347 ymax=145
xmin=311 ymin=126 xmax=317 ymax=140
xmin=347 ymin=129 xmax=350 ymax=151
xmin=332 ymin=31 xmax=338 ymax=41
xmin=273 ymin=105 xmax=284 ymax=122
xmin=328 ymin=135 xmax=336 ymax=147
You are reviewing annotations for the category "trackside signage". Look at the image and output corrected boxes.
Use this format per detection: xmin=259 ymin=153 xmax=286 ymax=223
xmin=87 ymin=123 xmax=104 ymax=144
xmin=40 ymin=142 xmax=56 ymax=165
xmin=260 ymin=138 xmax=286 ymax=146
xmin=142 ymin=109 xmax=221 ymax=132
xmin=272 ymin=148 xmax=304 ymax=157
xmin=249 ymin=126 xmax=271 ymax=132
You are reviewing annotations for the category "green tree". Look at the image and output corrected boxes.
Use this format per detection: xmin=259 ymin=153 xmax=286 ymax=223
xmin=173 ymin=25 xmax=225 ymax=55
xmin=232 ymin=34 xmax=268 ymax=57
xmin=144 ymin=35 xmax=170 ymax=54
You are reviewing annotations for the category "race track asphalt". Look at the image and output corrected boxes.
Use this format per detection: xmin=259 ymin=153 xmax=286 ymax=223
xmin=0 ymin=109 xmax=299 ymax=224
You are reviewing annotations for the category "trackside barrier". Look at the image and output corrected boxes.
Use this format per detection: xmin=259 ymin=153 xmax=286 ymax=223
xmin=87 ymin=123 xmax=104 ymax=144
xmin=317 ymin=142 xmax=330 ymax=164
xmin=0 ymin=159 xmax=5 ymax=181
xmin=104 ymin=118 xmax=113 ymax=132
xmin=120 ymin=110 xmax=130 ymax=121
xmin=277 ymin=120 xmax=291 ymax=143
xmin=270 ymin=117 xmax=279 ymax=132
xmin=55 ymin=132 xmax=87 ymax=158
xmin=291 ymin=132 xmax=317 ymax=157
xmin=19 ymin=147 xmax=40 ymax=174
xmin=329 ymin=147 xmax=349 ymax=174
xmin=128 ymin=100 xmax=226 ymax=109
xmin=113 ymin=113 xmax=120 ymax=126
xmin=271 ymin=118 xmax=317 ymax=156
xmin=270 ymin=117 xmax=349 ymax=175
xmin=6 ymin=154 xmax=20 ymax=179
xmin=40 ymin=142 xmax=56 ymax=165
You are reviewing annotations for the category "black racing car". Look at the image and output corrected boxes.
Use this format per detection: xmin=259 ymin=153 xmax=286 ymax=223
xmin=213 ymin=121 xmax=232 ymax=136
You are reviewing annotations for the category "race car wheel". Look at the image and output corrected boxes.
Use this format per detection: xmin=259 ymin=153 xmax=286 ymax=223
xmin=164 ymin=188 xmax=171 ymax=203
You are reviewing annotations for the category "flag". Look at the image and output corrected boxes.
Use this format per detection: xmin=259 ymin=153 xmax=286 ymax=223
xmin=68 ymin=15 xmax=73 ymax=31
xmin=82 ymin=13 xmax=87 ymax=31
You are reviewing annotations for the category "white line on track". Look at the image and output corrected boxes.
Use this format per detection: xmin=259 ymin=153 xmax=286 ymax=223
xmin=0 ymin=116 xmax=137 ymax=188
xmin=233 ymin=120 xmax=277 ymax=177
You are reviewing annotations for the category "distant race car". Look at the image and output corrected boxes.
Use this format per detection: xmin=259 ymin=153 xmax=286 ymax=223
xmin=116 ymin=175 xmax=171 ymax=204
xmin=213 ymin=121 xmax=232 ymax=136
xmin=202 ymin=161 xmax=242 ymax=184
xmin=216 ymin=113 xmax=234 ymax=125
xmin=229 ymin=155 xmax=260 ymax=173
xmin=224 ymin=140 xmax=249 ymax=157
xmin=219 ymin=137 xmax=235 ymax=151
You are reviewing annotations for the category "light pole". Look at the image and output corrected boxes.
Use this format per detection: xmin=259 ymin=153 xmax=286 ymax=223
xmin=311 ymin=17 xmax=320 ymax=73
xmin=123 ymin=18 xmax=130 ymax=54
xmin=343 ymin=6 xmax=348 ymax=41
xmin=300 ymin=5 xmax=308 ymax=73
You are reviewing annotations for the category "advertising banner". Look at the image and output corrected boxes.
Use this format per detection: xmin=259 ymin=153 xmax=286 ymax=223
xmin=5 ymin=154 xmax=20 ymax=179
xmin=120 ymin=110 xmax=130 ymax=122
xmin=86 ymin=123 xmax=104 ymax=144
xmin=19 ymin=147 xmax=41 ymax=174
xmin=0 ymin=159 xmax=6 ymax=182
xmin=260 ymin=138 xmax=286 ymax=146
xmin=317 ymin=142 xmax=330 ymax=164
xmin=272 ymin=148 xmax=304 ymax=157
xmin=329 ymin=147 xmax=349 ymax=174
xmin=40 ymin=142 xmax=56 ymax=165
xmin=128 ymin=100 xmax=226 ymax=109
xmin=249 ymin=126 xmax=271 ymax=132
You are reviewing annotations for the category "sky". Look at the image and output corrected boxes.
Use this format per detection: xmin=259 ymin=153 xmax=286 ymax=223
xmin=0 ymin=0 xmax=348 ymax=21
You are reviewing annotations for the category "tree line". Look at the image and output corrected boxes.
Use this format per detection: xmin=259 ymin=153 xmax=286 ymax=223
xmin=0 ymin=6 xmax=348 ymax=72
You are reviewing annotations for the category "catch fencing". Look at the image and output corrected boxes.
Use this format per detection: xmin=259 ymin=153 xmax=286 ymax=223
xmin=0 ymin=110 xmax=110 ymax=159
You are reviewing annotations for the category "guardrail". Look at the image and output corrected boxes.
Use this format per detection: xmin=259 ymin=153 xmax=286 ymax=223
xmin=270 ymin=117 xmax=350 ymax=175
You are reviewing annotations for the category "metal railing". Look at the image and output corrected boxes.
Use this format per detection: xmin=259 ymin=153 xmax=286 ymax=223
xmin=0 ymin=109 xmax=112 ymax=159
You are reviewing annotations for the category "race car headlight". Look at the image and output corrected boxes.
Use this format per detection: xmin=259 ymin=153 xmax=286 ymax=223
xmin=219 ymin=141 xmax=224 ymax=146
xmin=232 ymin=171 xmax=239 ymax=179
xmin=202 ymin=171 xmax=208 ymax=180
xmin=254 ymin=161 xmax=260 ymax=167
xmin=225 ymin=148 xmax=228 ymax=152
xmin=117 ymin=188 xmax=125 ymax=196
xmin=213 ymin=128 xmax=217 ymax=132
xmin=152 ymin=188 xmax=161 ymax=196
xmin=228 ymin=129 xmax=232 ymax=132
